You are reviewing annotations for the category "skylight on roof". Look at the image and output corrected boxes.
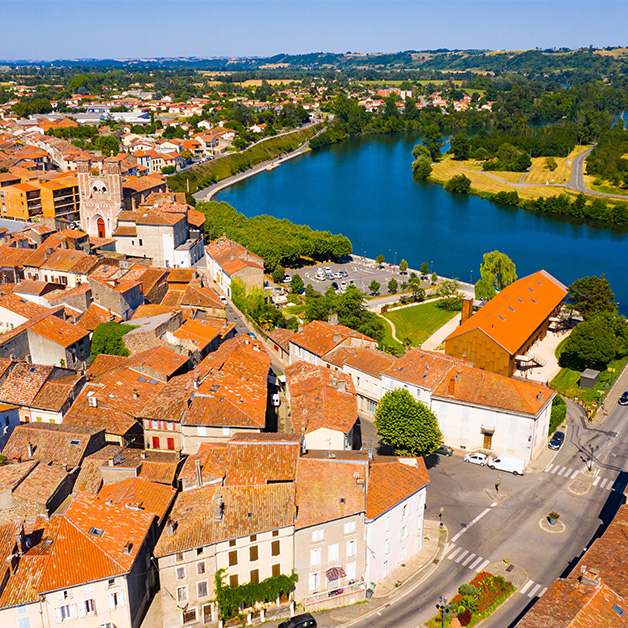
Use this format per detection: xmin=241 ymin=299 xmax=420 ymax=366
xmin=498 ymin=315 xmax=505 ymax=321
xmin=89 ymin=527 xmax=104 ymax=537
xmin=69 ymin=439 xmax=80 ymax=445
xmin=613 ymin=605 xmax=626 ymax=617
xmin=149 ymin=379 xmax=158 ymax=385
xmin=137 ymin=376 xmax=147 ymax=383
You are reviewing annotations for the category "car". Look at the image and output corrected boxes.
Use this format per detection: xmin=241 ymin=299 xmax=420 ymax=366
xmin=325 ymin=267 xmax=331 ymax=273
xmin=464 ymin=452 xmax=489 ymax=466
xmin=278 ymin=614 xmax=317 ymax=628
xmin=271 ymin=393 xmax=281 ymax=407
xmin=549 ymin=430 xmax=565 ymax=450
xmin=487 ymin=453 xmax=525 ymax=476
xmin=340 ymin=270 xmax=348 ymax=277
xmin=434 ymin=444 xmax=453 ymax=456
xmin=619 ymin=392 xmax=628 ymax=406
xmin=247 ymin=332 xmax=256 ymax=339
xmin=326 ymin=274 xmax=334 ymax=280
xmin=334 ymin=272 xmax=343 ymax=279
xmin=283 ymin=275 xmax=291 ymax=283
xmin=331 ymin=281 xmax=339 ymax=290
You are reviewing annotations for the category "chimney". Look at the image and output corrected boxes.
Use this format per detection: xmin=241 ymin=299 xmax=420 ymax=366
xmin=165 ymin=518 xmax=177 ymax=537
xmin=367 ymin=449 xmax=374 ymax=462
xmin=108 ymin=456 xmax=115 ymax=467
xmin=195 ymin=459 xmax=203 ymax=487
xmin=193 ymin=378 xmax=200 ymax=390
xmin=105 ymin=498 xmax=113 ymax=506
xmin=140 ymin=451 xmax=147 ymax=459
xmin=461 ymin=297 xmax=473 ymax=324
xmin=455 ymin=370 xmax=462 ymax=383
xmin=448 ymin=378 xmax=455 ymax=396
xmin=329 ymin=314 xmax=339 ymax=326
xmin=213 ymin=495 xmax=224 ymax=521
xmin=337 ymin=379 xmax=346 ymax=393
xmin=332 ymin=333 xmax=342 ymax=344
xmin=62 ymin=463 xmax=68 ymax=472
xmin=537 ymin=391 xmax=543 ymax=403
xmin=27 ymin=441 xmax=34 ymax=458
xmin=133 ymin=391 xmax=139 ymax=399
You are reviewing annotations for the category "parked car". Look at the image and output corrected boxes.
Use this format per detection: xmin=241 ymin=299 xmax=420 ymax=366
xmin=283 ymin=275 xmax=291 ymax=283
xmin=619 ymin=391 xmax=628 ymax=406
xmin=434 ymin=444 xmax=453 ymax=456
xmin=334 ymin=272 xmax=343 ymax=279
xmin=464 ymin=452 xmax=489 ymax=466
xmin=487 ymin=454 xmax=526 ymax=476
xmin=271 ymin=393 xmax=281 ymax=407
xmin=325 ymin=267 xmax=331 ymax=274
xmin=331 ymin=281 xmax=339 ymax=291
xmin=340 ymin=281 xmax=347 ymax=291
xmin=278 ymin=614 xmax=317 ymax=628
xmin=549 ymin=430 xmax=565 ymax=450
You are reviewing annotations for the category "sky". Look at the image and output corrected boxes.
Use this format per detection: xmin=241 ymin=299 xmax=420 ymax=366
xmin=1 ymin=1 xmax=627 ymax=61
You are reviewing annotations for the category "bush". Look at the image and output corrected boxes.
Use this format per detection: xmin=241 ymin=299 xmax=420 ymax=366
xmin=90 ymin=322 xmax=138 ymax=362
xmin=457 ymin=610 xmax=472 ymax=626
xmin=549 ymin=395 xmax=567 ymax=434
xmin=445 ymin=174 xmax=471 ymax=194
xmin=459 ymin=584 xmax=479 ymax=597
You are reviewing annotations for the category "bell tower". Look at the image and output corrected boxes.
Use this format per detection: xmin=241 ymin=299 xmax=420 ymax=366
xmin=78 ymin=157 xmax=124 ymax=238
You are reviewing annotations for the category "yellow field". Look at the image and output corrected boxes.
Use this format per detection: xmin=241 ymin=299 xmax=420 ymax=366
xmin=595 ymin=48 xmax=628 ymax=57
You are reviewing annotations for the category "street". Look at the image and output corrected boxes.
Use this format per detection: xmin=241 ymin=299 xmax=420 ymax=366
xmin=349 ymin=402 xmax=628 ymax=628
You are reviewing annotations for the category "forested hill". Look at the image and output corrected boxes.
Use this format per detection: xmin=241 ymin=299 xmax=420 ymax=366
xmin=5 ymin=47 xmax=628 ymax=79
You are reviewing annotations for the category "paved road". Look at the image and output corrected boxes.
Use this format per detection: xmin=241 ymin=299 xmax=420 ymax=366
xmin=564 ymin=146 xmax=594 ymax=193
xmin=349 ymin=402 xmax=628 ymax=628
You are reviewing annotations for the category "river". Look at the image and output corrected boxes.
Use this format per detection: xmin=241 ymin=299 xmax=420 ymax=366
xmin=217 ymin=131 xmax=628 ymax=312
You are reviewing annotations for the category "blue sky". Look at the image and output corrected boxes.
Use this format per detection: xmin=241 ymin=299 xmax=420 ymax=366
xmin=1 ymin=1 xmax=626 ymax=61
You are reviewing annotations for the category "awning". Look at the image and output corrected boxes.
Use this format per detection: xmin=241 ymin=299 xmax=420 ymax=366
xmin=326 ymin=566 xmax=346 ymax=581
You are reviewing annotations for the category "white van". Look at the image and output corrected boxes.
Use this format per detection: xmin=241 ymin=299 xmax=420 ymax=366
xmin=487 ymin=454 xmax=525 ymax=476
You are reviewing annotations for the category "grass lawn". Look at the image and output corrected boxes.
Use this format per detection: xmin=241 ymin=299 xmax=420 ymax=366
xmin=283 ymin=303 xmax=307 ymax=316
xmin=379 ymin=316 xmax=403 ymax=351
xmin=381 ymin=301 xmax=458 ymax=347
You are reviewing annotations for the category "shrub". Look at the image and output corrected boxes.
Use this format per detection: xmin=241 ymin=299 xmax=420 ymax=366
xmin=457 ymin=610 xmax=472 ymax=626
xmin=445 ymin=174 xmax=471 ymax=194
xmin=549 ymin=395 xmax=567 ymax=435
xmin=458 ymin=583 xmax=479 ymax=597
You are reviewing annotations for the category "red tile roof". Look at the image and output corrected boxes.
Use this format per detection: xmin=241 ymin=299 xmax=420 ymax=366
xmin=290 ymin=320 xmax=377 ymax=358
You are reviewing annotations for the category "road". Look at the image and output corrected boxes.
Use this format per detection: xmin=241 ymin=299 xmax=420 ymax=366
xmin=351 ymin=402 xmax=628 ymax=628
xmin=564 ymin=146 xmax=594 ymax=194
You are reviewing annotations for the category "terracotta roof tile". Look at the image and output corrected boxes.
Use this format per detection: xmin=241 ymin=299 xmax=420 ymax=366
xmin=290 ymin=320 xmax=377 ymax=358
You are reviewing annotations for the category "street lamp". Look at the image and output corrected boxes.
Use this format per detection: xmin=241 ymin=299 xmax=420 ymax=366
xmin=586 ymin=444 xmax=599 ymax=472
xmin=470 ymin=269 xmax=473 ymax=284
xmin=436 ymin=596 xmax=448 ymax=626
xmin=394 ymin=251 xmax=398 ymax=266
xmin=430 ymin=260 xmax=434 ymax=274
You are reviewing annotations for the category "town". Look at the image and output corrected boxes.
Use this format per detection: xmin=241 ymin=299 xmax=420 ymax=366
xmin=0 ymin=42 xmax=627 ymax=628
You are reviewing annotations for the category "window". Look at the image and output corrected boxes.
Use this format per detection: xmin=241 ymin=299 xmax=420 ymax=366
xmin=402 ymin=504 xmax=408 ymax=519
xmin=108 ymin=591 xmax=125 ymax=609
xmin=271 ymin=540 xmax=280 ymax=556
xmin=196 ymin=547 xmax=203 ymax=556
xmin=56 ymin=604 xmax=77 ymax=622
xmin=18 ymin=618 xmax=30 ymax=628
xmin=346 ymin=562 xmax=356 ymax=580
xmin=88 ymin=527 xmax=103 ymax=537
xmin=250 ymin=569 xmax=259 ymax=584
xmin=311 ymin=529 xmax=324 ymax=543
xmin=383 ymin=561 xmax=389 ymax=576
xmin=197 ymin=426 xmax=207 ymax=437
xmin=272 ymin=563 xmax=281 ymax=577
xmin=229 ymin=575 xmax=238 ymax=587
xmin=176 ymin=567 xmax=185 ymax=580
xmin=346 ymin=540 xmax=356 ymax=557
xmin=272 ymin=530 xmax=279 ymax=537
xmin=228 ymin=550 xmax=237 ymax=566
xmin=310 ymin=548 xmax=321 ymax=566
xmin=328 ymin=544 xmax=339 ymax=562
xmin=197 ymin=581 xmax=208 ymax=598
xmin=250 ymin=534 xmax=257 ymax=542
xmin=229 ymin=539 xmax=236 ymax=547
xmin=356 ymin=376 xmax=360 ymax=386
xmin=197 ymin=561 xmax=206 ymax=575
xmin=249 ymin=546 xmax=258 ymax=562
xmin=176 ymin=586 xmax=187 ymax=603
xmin=221 ymin=427 xmax=231 ymax=437
xmin=139 ymin=239 xmax=143 ymax=246
xmin=80 ymin=599 xmax=95 ymax=616
xmin=107 ymin=578 xmax=116 ymax=589
xmin=401 ymin=546 xmax=407 ymax=561
xmin=400 ymin=526 xmax=408 ymax=541
xmin=182 ymin=608 xmax=197 ymax=624
xmin=176 ymin=553 xmax=184 ymax=563
xmin=385 ymin=517 xmax=390 ymax=532
xmin=384 ymin=539 xmax=390 ymax=555
xmin=344 ymin=521 xmax=356 ymax=535
xmin=309 ymin=572 xmax=319 ymax=591
xmin=62 ymin=590 xmax=73 ymax=600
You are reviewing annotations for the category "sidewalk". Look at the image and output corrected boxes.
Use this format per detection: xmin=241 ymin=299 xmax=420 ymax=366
xmin=266 ymin=521 xmax=447 ymax=628
xmin=422 ymin=313 xmax=461 ymax=351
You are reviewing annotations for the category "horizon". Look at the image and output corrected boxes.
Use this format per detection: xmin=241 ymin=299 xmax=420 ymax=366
xmin=2 ymin=1 xmax=627 ymax=61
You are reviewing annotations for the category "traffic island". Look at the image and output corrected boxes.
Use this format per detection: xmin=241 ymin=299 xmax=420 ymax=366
xmin=567 ymin=474 xmax=592 ymax=496
xmin=539 ymin=516 xmax=566 ymax=534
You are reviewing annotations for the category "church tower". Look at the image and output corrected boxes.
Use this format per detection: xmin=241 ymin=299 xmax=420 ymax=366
xmin=78 ymin=157 xmax=124 ymax=238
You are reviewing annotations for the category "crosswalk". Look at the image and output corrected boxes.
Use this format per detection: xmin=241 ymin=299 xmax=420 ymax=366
xmin=545 ymin=464 xmax=615 ymax=490
xmin=443 ymin=544 xmax=490 ymax=573
xmin=519 ymin=579 xmax=548 ymax=599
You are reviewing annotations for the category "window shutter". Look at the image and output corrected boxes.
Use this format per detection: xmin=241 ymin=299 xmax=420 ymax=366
xmin=109 ymin=594 xmax=115 ymax=610
xmin=54 ymin=608 xmax=62 ymax=624
xmin=58 ymin=592 xmax=65 ymax=602
xmin=118 ymin=590 xmax=126 ymax=608
xmin=79 ymin=603 xmax=86 ymax=618
xmin=70 ymin=605 xmax=77 ymax=620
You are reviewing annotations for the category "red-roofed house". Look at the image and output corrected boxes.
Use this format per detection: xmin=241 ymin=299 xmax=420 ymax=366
xmin=205 ymin=236 xmax=264 ymax=297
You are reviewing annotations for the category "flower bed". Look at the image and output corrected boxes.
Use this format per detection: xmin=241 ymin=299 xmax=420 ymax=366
xmin=425 ymin=572 xmax=515 ymax=627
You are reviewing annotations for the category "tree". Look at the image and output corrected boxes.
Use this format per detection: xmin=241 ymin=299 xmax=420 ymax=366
xmin=567 ymin=275 xmax=617 ymax=320
xmin=412 ymin=144 xmax=431 ymax=159
xmin=161 ymin=165 xmax=176 ymax=174
xmin=388 ymin=278 xmax=398 ymax=294
xmin=434 ymin=279 xmax=462 ymax=311
xmin=375 ymin=389 xmax=442 ymax=455
xmin=420 ymin=262 xmax=429 ymax=275
xmin=376 ymin=254 xmax=385 ymax=265
xmin=409 ymin=275 xmax=424 ymax=302
xmin=545 ymin=156 xmax=558 ymax=171
xmin=475 ymin=250 xmax=517 ymax=300
xmin=451 ymin=132 xmax=470 ymax=160
xmin=272 ymin=265 xmax=286 ymax=284
xmin=90 ymin=322 xmax=138 ymax=361
xmin=559 ymin=313 xmax=620 ymax=369
xmin=445 ymin=174 xmax=471 ymax=194
xmin=431 ymin=272 xmax=438 ymax=284
xmin=399 ymin=259 xmax=408 ymax=274
xmin=412 ymin=156 xmax=432 ymax=180
xmin=369 ymin=280 xmax=381 ymax=295
xmin=290 ymin=273 xmax=304 ymax=294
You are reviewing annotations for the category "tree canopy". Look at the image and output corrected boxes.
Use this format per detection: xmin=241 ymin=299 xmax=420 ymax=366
xmin=474 ymin=250 xmax=517 ymax=300
xmin=375 ymin=388 xmax=442 ymax=455
xmin=90 ymin=322 xmax=138 ymax=362
xmin=567 ymin=275 xmax=617 ymax=320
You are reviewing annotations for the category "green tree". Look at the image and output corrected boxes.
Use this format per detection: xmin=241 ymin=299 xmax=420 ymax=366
xmin=451 ymin=132 xmax=470 ymax=160
xmin=399 ymin=259 xmax=408 ymax=274
xmin=369 ymin=280 xmax=381 ymax=295
xmin=375 ymin=389 xmax=442 ymax=455
xmin=435 ymin=279 xmax=462 ymax=311
xmin=445 ymin=174 xmax=471 ymax=194
xmin=560 ymin=313 xmax=619 ymax=369
xmin=272 ymin=265 xmax=286 ymax=284
xmin=420 ymin=262 xmax=429 ymax=275
xmin=388 ymin=278 xmax=398 ymax=294
xmin=376 ymin=254 xmax=385 ymax=265
xmin=90 ymin=322 xmax=138 ymax=361
xmin=545 ymin=156 xmax=558 ymax=171
xmin=412 ymin=144 xmax=431 ymax=159
xmin=431 ymin=271 xmax=438 ymax=284
xmin=290 ymin=273 xmax=304 ymax=294
xmin=567 ymin=275 xmax=617 ymax=320
xmin=475 ymin=250 xmax=517 ymax=300
xmin=409 ymin=275 xmax=424 ymax=302
xmin=412 ymin=156 xmax=432 ymax=180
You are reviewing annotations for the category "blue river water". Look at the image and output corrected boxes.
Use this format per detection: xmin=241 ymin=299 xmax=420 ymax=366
xmin=217 ymin=131 xmax=628 ymax=311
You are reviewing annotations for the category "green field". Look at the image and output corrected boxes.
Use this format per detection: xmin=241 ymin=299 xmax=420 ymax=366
xmin=381 ymin=301 xmax=458 ymax=347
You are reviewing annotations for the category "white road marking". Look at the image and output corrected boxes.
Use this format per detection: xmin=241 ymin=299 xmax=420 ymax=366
xmin=528 ymin=583 xmax=542 ymax=598
xmin=475 ymin=559 xmax=490 ymax=572
xmin=546 ymin=464 xmax=554 ymax=473
xmin=539 ymin=587 xmax=548 ymax=597
xmin=451 ymin=507 xmax=492 ymax=543
xmin=593 ymin=476 xmax=601 ymax=486
xmin=442 ymin=544 xmax=454 ymax=558
xmin=455 ymin=549 xmax=469 ymax=563
xmin=570 ymin=468 xmax=579 ymax=479
xmin=599 ymin=478 xmax=608 ymax=489
xmin=519 ymin=580 xmax=533 ymax=595
xmin=462 ymin=552 xmax=476 ymax=567
xmin=557 ymin=466 xmax=566 ymax=476
xmin=468 ymin=556 xmax=484 ymax=570
xmin=447 ymin=547 xmax=463 ymax=561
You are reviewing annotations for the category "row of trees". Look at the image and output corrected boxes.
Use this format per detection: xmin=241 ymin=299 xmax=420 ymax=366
xmin=198 ymin=201 xmax=352 ymax=272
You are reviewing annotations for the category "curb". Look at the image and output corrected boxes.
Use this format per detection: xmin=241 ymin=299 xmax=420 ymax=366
xmin=337 ymin=527 xmax=449 ymax=628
